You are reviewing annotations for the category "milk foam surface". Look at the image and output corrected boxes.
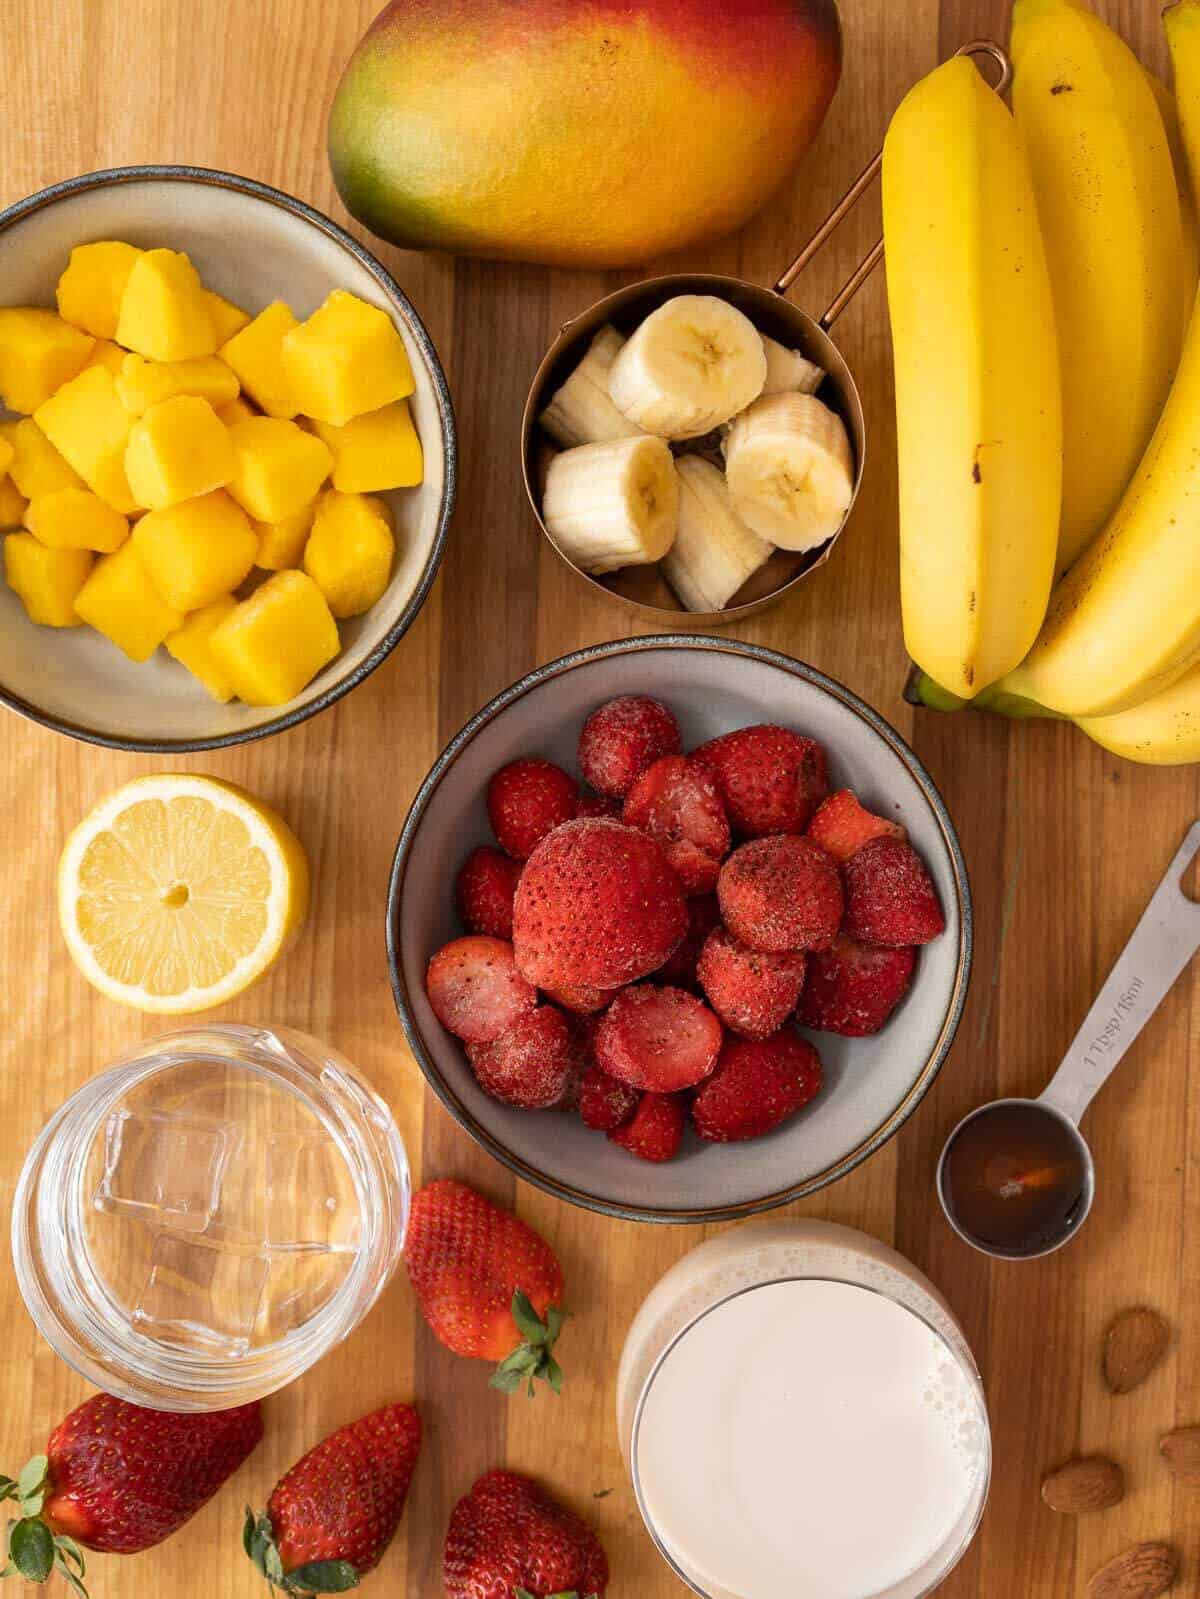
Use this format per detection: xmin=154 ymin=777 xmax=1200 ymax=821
xmin=634 ymin=1278 xmax=987 ymax=1599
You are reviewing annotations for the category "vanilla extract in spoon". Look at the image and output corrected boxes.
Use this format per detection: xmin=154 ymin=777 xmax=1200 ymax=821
xmin=940 ymin=1101 xmax=1089 ymax=1255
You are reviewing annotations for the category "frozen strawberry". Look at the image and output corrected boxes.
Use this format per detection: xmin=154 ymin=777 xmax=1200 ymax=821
xmin=594 ymin=983 xmax=723 ymax=1092
xmin=692 ymin=1032 xmax=823 ymax=1142
xmin=806 ymin=788 xmax=905 ymax=865
xmin=697 ymin=927 xmax=807 ymax=1041
xmin=468 ymin=1006 xmax=576 ymax=1108
xmin=843 ymin=836 xmax=945 ymax=947
xmin=542 ymin=981 xmax=610 ymax=1015
xmin=578 ymin=1064 xmax=641 ymax=1132
xmin=513 ymin=818 xmax=687 ymax=990
xmin=575 ymin=792 xmax=622 ymax=820
xmin=608 ymin=1092 xmax=686 ymax=1162
xmin=692 ymin=724 xmax=829 ymax=837
xmin=455 ymin=845 xmax=523 ymax=938
xmin=557 ymin=1012 xmax=600 ymax=1111
xmin=487 ymin=758 xmax=579 ymax=861
xmin=655 ymin=894 xmax=722 ymax=987
xmin=578 ymin=695 xmax=682 ymax=798
xmin=797 ymin=936 xmax=916 ymax=1036
xmin=623 ymin=755 xmax=730 ymax=894
xmin=718 ymin=836 xmax=843 ymax=953
xmin=426 ymin=936 xmax=537 ymax=1044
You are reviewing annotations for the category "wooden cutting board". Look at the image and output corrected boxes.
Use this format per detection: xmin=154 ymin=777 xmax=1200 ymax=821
xmin=1 ymin=2 xmax=1195 ymax=1595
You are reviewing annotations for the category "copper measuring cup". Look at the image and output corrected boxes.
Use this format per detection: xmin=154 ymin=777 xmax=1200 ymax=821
xmin=521 ymin=40 xmax=1012 ymax=627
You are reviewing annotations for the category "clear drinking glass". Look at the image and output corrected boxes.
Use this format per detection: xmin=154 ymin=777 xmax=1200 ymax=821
xmin=12 ymin=1024 xmax=409 ymax=1411
xmin=617 ymin=1219 xmax=991 ymax=1599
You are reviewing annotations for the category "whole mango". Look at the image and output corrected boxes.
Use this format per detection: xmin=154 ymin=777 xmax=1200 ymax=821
xmin=328 ymin=0 xmax=841 ymax=268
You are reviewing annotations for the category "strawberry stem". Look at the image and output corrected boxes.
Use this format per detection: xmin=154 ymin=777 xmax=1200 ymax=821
xmin=0 ymin=1456 xmax=89 ymax=1597
xmin=489 ymin=1293 xmax=568 ymax=1398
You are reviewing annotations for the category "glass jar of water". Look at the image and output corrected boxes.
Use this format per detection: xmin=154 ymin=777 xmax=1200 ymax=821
xmin=12 ymin=1024 xmax=409 ymax=1411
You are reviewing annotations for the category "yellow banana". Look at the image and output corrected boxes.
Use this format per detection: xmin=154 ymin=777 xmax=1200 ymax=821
xmin=1076 ymin=660 xmax=1200 ymax=764
xmin=882 ymin=55 xmax=1061 ymax=701
xmin=1011 ymin=0 xmax=1184 ymax=574
xmin=1148 ymin=71 xmax=1200 ymax=331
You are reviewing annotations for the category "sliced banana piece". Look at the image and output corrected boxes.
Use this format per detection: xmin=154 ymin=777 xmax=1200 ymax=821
xmin=663 ymin=456 xmax=774 ymax=612
xmin=539 ymin=326 xmax=645 ymax=448
xmin=607 ymin=294 xmax=768 ymax=439
xmin=760 ymin=334 xmax=826 ymax=397
xmin=543 ymin=435 xmax=678 ymax=574
xmin=724 ymin=393 xmax=854 ymax=552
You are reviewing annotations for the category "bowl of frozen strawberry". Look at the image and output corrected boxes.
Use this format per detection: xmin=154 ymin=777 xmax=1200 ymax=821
xmin=386 ymin=636 xmax=971 ymax=1223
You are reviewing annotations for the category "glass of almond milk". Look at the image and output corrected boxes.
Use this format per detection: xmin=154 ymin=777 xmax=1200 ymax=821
xmin=617 ymin=1220 xmax=990 ymax=1599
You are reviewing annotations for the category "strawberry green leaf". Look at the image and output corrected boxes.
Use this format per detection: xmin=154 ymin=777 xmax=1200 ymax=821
xmin=0 ymin=1479 xmax=16 ymax=1503
xmin=16 ymin=1460 xmax=47 ymax=1502
xmin=243 ymin=1507 xmax=258 ymax=1560
xmin=9 ymin=1518 xmax=54 ymax=1584
xmin=489 ymin=1365 xmax=525 ymax=1395
xmin=545 ymin=1356 xmax=564 ymax=1395
xmin=283 ymin=1559 xmax=360 ymax=1593
xmin=53 ymin=1536 xmax=85 ymax=1579
xmin=511 ymin=1291 xmax=549 ymax=1345
xmin=18 ymin=1490 xmax=45 ymax=1520
xmin=264 ymin=1541 xmax=285 ymax=1586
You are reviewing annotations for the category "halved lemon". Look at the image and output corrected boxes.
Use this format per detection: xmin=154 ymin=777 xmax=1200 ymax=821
xmin=58 ymin=774 xmax=309 ymax=1014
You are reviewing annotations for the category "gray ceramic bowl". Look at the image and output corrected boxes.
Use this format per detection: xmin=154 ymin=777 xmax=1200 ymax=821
xmin=0 ymin=166 xmax=455 ymax=751
xmin=387 ymin=637 xmax=972 ymax=1224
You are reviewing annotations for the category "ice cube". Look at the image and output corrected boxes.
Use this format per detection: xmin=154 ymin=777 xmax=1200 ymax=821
xmin=94 ymin=1109 xmax=234 ymax=1233
xmin=134 ymin=1233 xmax=269 ymax=1356
xmin=264 ymin=1131 xmax=359 ymax=1253
xmin=260 ymin=1251 xmax=355 ymax=1338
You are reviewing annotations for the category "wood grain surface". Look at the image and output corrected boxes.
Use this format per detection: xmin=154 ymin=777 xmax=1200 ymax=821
xmin=2 ymin=2 xmax=1196 ymax=1596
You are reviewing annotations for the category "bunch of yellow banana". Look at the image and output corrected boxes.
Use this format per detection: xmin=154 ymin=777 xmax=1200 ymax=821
xmin=890 ymin=0 xmax=1200 ymax=764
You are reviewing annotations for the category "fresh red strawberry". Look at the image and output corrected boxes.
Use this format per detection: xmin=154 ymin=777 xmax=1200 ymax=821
xmin=697 ymin=927 xmax=807 ymax=1040
xmin=578 ymin=695 xmax=681 ymax=798
xmin=487 ymin=759 xmax=579 ymax=861
xmin=691 ymin=724 xmax=829 ymax=837
xmin=718 ymin=835 xmax=843 ymax=953
xmin=542 ymin=981 xmax=610 ymax=1015
xmin=513 ymin=818 xmax=687 ymax=990
xmin=243 ymin=1404 xmax=420 ymax=1594
xmin=692 ymin=1032 xmax=823 ymax=1142
xmin=445 ymin=1470 xmax=609 ymax=1599
xmin=467 ymin=1006 xmax=576 ymax=1108
xmin=404 ymin=1180 xmax=566 ymax=1395
xmin=623 ymin=754 xmax=730 ymax=893
xmin=806 ymin=788 xmax=905 ymax=865
xmin=595 ymin=983 xmax=723 ymax=1091
xmin=1 ymin=1395 xmax=262 ymax=1589
xmin=796 ymin=936 xmax=916 ymax=1035
xmin=608 ymin=1092 xmax=686 ymax=1162
xmin=426 ymin=936 xmax=537 ymax=1044
xmin=456 ymin=846 xmax=523 ymax=938
xmin=574 ymin=792 xmax=622 ymax=820
xmin=655 ymin=894 xmax=722 ymax=987
xmin=578 ymin=1064 xmax=641 ymax=1131
xmin=843 ymin=836 xmax=945 ymax=947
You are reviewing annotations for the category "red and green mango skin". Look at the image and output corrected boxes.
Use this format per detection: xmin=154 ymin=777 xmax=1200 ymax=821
xmin=328 ymin=0 xmax=842 ymax=268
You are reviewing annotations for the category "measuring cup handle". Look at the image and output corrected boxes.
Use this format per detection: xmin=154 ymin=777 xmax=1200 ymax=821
xmin=773 ymin=39 xmax=1012 ymax=330
xmin=1040 ymin=820 xmax=1200 ymax=1126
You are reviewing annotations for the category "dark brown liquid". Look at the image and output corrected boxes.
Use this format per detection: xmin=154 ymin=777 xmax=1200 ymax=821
xmin=941 ymin=1102 xmax=1088 ymax=1255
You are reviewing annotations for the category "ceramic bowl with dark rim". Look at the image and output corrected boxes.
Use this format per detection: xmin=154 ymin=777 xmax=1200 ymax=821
xmin=387 ymin=637 xmax=972 ymax=1224
xmin=0 ymin=165 xmax=455 ymax=751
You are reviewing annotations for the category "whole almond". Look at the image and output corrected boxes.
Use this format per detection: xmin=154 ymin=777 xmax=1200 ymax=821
xmin=1160 ymin=1426 xmax=1200 ymax=1482
xmin=1087 ymin=1543 xmax=1178 ymax=1599
xmin=1041 ymin=1456 xmax=1125 ymax=1514
xmin=1103 ymin=1307 xmax=1170 ymax=1394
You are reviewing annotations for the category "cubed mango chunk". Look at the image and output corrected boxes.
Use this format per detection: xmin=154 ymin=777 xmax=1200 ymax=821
xmin=205 ymin=291 xmax=250 ymax=345
xmin=209 ymin=570 xmax=339 ymax=706
xmin=74 ymin=540 xmax=184 ymax=661
xmin=282 ymin=290 xmax=414 ymax=425
xmin=34 ymin=367 xmax=138 ymax=514
xmin=24 ymin=487 xmax=129 ymax=553
xmin=219 ymin=302 xmax=298 ymax=418
xmin=227 ymin=416 xmax=331 ymax=523
xmin=84 ymin=340 xmax=127 ymax=377
xmin=116 ymin=352 xmax=239 ymax=416
xmin=115 ymin=249 xmax=217 ymax=361
xmin=5 ymin=533 xmax=93 ymax=627
xmin=254 ymin=503 xmax=316 ymax=570
xmin=0 ymin=309 xmax=94 ymax=413
xmin=303 ymin=491 xmax=395 ymax=619
xmin=0 ymin=477 xmax=27 ymax=530
xmin=165 ymin=596 xmax=239 ymax=703
xmin=216 ymin=396 xmax=256 ymax=428
xmin=309 ymin=399 xmax=422 ymax=493
xmin=0 ymin=418 xmax=84 ymax=499
xmin=124 ymin=396 xmax=234 ymax=510
xmin=56 ymin=241 xmax=143 ymax=339
xmin=132 ymin=489 xmax=256 ymax=612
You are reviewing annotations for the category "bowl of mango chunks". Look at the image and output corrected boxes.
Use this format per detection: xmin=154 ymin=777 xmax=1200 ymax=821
xmin=0 ymin=165 xmax=455 ymax=750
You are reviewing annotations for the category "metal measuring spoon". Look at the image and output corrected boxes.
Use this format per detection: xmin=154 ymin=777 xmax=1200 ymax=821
xmin=937 ymin=820 xmax=1200 ymax=1260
